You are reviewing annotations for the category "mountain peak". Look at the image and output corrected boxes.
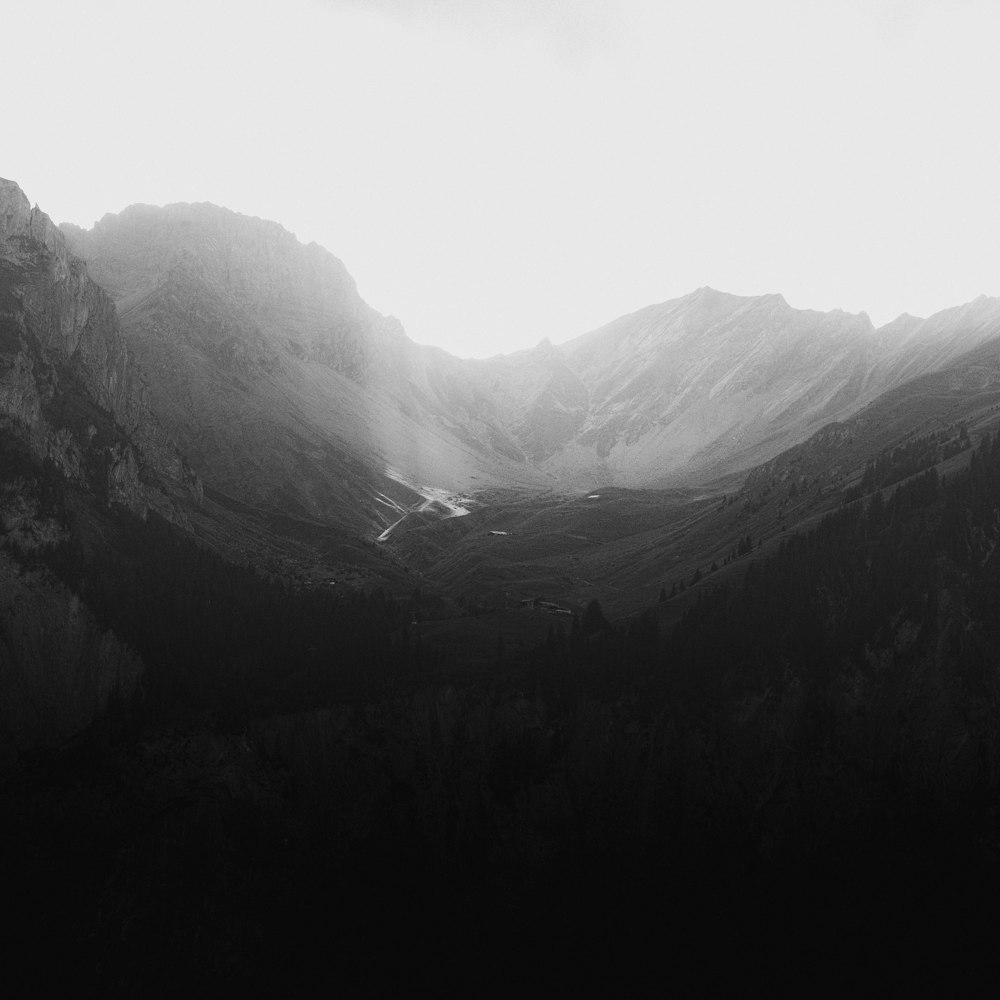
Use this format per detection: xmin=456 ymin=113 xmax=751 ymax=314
xmin=877 ymin=312 xmax=924 ymax=336
xmin=0 ymin=176 xmax=30 ymax=225
xmin=1 ymin=177 xmax=75 ymax=281
xmin=688 ymin=285 xmax=734 ymax=303
xmin=72 ymin=198 xmax=367 ymax=329
xmin=691 ymin=286 xmax=786 ymax=301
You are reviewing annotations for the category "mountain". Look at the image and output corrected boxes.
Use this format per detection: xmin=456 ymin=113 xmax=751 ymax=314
xmin=874 ymin=295 xmax=1000 ymax=387
xmin=0 ymin=178 xmax=203 ymax=759
xmin=9 ymin=179 xmax=1000 ymax=989
xmin=728 ymin=324 xmax=1000 ymax=555
xmin=479 ymin=287 xmax=1000 ymax=487
xmin=526 ymin=289 xmax=882 ymax=485
xmin=37 ymin=188 xmax=1000 ymax=621
xmin=0 ymin=180 xmax=199 ymax=508
xmin=51 ymin=195 xmax=1000 ymax=634
xmin=62 ymin=203 xmax=546 ymax=544
xmin=64 ymin=200 xmax=1000 ymax=514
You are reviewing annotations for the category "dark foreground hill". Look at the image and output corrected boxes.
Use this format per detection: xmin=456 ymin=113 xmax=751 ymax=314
xmin=5 ymin=426 xmax=1000 ymax=988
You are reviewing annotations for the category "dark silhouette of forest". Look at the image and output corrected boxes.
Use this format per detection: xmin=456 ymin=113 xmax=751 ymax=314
xmin=5 ymin=430 xmax=1000 ymax=989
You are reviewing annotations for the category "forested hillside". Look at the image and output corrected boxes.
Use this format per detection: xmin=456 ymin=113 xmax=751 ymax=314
xmin=5 ymin=428 xmax=1000 ymax=988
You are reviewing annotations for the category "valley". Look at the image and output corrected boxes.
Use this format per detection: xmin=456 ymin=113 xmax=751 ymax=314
xmin=7 ymin=171 xmax=1000 ymax=740
xmin=374 ymin=478 xmax=474 ymax=542
xmin=5 ymin=176 xmax=1000 ymax=988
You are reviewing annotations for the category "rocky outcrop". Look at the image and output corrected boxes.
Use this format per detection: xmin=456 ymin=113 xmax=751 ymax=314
xmin=1 ymin=177 xmax=201 ymax=515
xmin=0 ymin=350 xmax=43 ymax=430
xmin=2 ymin=179 xmax=142 ymax=432
xmin=1 ymin=179 xmax=204 ymax=760
xmin=1 ymin=179 xmax=72 ymax=273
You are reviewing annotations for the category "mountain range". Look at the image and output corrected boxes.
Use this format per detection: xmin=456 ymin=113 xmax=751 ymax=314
xmin=59 ymin=193 xmax=1000 ymax=508
xmin=5 ymin=172 xmax=1000 ymax=739
xmin=6 ymin=176 xmax=1000 ymax=988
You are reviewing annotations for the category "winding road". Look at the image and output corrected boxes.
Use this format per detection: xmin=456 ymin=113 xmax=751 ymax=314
xmin=375 ymin=488 xmax=471 ymax=542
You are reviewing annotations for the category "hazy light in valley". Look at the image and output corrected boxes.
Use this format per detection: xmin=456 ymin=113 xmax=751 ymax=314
xmin=6 ymin=0 xmax=1000 ymax=358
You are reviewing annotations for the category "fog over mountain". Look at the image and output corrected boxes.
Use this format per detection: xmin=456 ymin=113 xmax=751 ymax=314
xmin=61 ymin=196 xmax=1000 ymax=512
xmin=6 ymin=171 xmax=999 ymax=623
xmin=7 ymin=178 xmax=1000 ymax=990
xmin=6 ymin=4 xmax=1000 ymax=991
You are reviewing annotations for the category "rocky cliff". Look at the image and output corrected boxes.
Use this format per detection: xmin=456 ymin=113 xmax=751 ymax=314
xmin=1 ymin=178 xmax=201 ymax=514
xmin=1 ymin=179 xmax=202 ymax=762
xmin=2 ymin=181 xmax=141 ymax=439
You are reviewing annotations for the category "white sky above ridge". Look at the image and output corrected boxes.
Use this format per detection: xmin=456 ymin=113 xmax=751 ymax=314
xmin=5 ymin=0 xmax=999 ymax=358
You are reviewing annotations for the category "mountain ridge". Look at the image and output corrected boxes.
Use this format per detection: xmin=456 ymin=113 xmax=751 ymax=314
xmin=57 ymin=192 xmax=1000 ymax=505
xmin=1 ymin=178 xmax=200 ymax=514
xmin=6 ymin=174 xmax=1000 ymax=808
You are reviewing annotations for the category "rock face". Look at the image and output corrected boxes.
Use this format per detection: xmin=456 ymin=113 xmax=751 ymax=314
xmin=1 ymin=179 xmax=201 ymax=761
xmin=1 ymin=178 xmax=200 ymax=514
xmin=1 ymin=180 xmax=141 ymax=437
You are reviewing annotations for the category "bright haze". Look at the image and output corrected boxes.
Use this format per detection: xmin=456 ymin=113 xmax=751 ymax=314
xmin=6 ymin=0 xmax=999 ymax=358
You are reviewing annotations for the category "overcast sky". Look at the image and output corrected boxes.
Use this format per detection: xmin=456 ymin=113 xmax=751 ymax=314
xmin=6 ymin=0 xmax=999 ymax=357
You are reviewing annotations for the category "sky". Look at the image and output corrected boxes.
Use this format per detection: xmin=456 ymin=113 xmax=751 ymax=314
xmin=5 ymin=0 xmax=1000 ymax=357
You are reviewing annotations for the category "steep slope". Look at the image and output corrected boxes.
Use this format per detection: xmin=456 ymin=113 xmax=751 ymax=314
xmin=554 ymin=289 xmax=881 ymax=484
xmin=375 ymin=324 xmax=1000 ymax=628
xmin=515 ymin=287 xmax=1000 ymax=487
xmin=1 ymin=180 xmax=198 ymax=511
xmin=874 ymin=295 xmax=1000 ymax=387
xmin=0 ymin=178 xmax=201 ymax=761
xmin=746 ymin=328 xmax=1000 ymax=500
xmin=64 ymin=204 xmax=545 ymax=542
